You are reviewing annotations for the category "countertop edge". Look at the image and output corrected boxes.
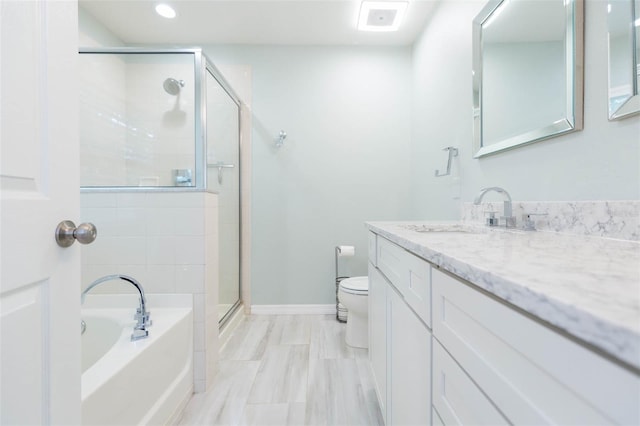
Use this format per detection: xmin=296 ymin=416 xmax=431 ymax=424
xmin=366 ymin=222 xmax=640 ymax=373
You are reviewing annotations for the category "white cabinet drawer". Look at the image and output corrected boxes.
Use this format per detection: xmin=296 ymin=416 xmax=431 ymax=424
xmin=368 ymin=231 xmax=377 ymax=267
xmin=376 ymin=236 xmax=404 ymax=291
xmin=432 ymin=339 xmax=507 ymax=426
xmin=432 ymin=268 xmax=640 ymax=425
xmin=377 ymin=236 xmax=431 ymax=327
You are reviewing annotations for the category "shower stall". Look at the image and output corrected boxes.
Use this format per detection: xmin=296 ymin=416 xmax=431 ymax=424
xmin=79 ymin=48 xmax=242 ymax=326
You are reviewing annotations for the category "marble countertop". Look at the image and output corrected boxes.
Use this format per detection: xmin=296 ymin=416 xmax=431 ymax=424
xmin=366 ymin=221 xmax=640 ymax=371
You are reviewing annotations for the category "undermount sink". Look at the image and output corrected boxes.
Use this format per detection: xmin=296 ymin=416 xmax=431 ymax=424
xmin=401 ymin=223 xmax=481 ymax=234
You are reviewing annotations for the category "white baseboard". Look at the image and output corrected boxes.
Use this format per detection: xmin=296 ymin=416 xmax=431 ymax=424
xmin=250 ymin=304 xmax=336 ymax=315
xmin=219 ymin=305 xmax=245 ymax=350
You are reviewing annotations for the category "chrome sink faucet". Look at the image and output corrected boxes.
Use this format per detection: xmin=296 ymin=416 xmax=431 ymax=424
xmin=473 ymin=187 xmax=517 ymax=228
xmin=81 ymin=274 xmax=151 ymax=341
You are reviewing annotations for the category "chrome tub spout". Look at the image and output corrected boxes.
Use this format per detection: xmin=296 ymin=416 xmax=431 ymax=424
xmin=82 ymin=274 xmax=151 ymax=341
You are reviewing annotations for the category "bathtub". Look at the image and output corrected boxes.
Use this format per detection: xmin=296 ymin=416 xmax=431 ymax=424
xmin=81 ymin=294 xmax=193 ymax=426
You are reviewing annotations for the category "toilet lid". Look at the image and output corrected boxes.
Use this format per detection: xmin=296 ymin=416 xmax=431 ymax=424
xmin=340 ymin=276 xmax=368 ymax=294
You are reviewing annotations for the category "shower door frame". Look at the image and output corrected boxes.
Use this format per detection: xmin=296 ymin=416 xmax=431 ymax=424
xmin=78 ymin=47 xmax=245 ymax=325
xmin=78 ymin=47 xmax=207 ymax=191
xmin=202 ymin=57 xmax=244 ymax=326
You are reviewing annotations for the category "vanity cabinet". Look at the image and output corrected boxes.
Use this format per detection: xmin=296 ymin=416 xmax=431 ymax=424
xmin=368 ymin=230 xmax=640 ymax=426
xmin=432 ymin=269 xmax=639 ymax=425
xmin=368 ymin=232 xmax=431 ymax=426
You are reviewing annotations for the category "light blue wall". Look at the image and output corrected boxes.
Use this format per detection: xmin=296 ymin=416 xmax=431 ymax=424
xmin=205 ymin=46 xmax=413 ymax=305
xmin=410 ymin=0 xmax=640 ymax=220
xmin=80 ymin=0 xmax=639 ymax=307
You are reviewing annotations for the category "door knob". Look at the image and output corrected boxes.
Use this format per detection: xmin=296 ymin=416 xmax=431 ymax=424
xmin=55 ymin=221 xmax=97 ymax=247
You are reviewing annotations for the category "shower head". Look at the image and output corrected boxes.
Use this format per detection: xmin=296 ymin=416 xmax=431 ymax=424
xmin=163 ymin=78 xmax=185 ymax=95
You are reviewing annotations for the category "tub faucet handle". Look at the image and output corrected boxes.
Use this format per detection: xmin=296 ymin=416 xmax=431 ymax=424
xmin=82 ymin=274 xmax=151 ymax=341
xmin=135 ymin=307 xmax=151 ymax=323
xmin=131 ymin=327 xmax=149 ymax=341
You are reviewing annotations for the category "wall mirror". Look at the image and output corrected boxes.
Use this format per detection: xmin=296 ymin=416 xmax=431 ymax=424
xmin=472 ymin=0 xmax=584 ymax=158
xmin=607 ymin=0 xmax=640 ymax=120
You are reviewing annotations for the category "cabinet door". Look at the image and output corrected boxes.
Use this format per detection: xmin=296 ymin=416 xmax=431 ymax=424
xmin=433 ymin=268 xmax=640 ymax=425
xmin=389 ymin=285 xmax=431 ymax=426
xmin=432 ymin=339 xmax=507 ymax=425
xmin=368 ymin=264 xmax=387 ymax=421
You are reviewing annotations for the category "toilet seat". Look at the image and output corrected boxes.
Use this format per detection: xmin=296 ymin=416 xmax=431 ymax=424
xmin=339 ymin=276 xmax=368 ymax=295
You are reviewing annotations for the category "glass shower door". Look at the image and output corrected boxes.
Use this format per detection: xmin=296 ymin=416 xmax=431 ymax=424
xmin=206 ymin=67 xmax=241 ymax=324
xmin=79 ymin=51 xmax=197 ymax=188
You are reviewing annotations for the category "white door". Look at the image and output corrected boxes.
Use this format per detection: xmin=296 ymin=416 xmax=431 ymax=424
xmin=0 ymin=1 xmax=80 ymax=424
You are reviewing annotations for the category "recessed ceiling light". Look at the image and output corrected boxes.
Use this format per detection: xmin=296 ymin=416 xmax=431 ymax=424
xmin=357 ymin=1 xmax=408 ymax=32
xmin=155 ymin=4 xmax=176 ymax=19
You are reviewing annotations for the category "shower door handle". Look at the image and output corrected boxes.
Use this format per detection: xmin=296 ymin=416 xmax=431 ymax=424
xmin=208 ymin=162 xmax=235 ymax=184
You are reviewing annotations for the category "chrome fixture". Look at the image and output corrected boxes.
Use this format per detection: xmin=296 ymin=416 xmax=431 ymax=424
xmin=173 ymin=168 xmax=192 ymax=186
xmin=434 ymin=146 xmax=459 ymax=177
xmin=522 ymin=212 xmax=549 ymax=231
xmin=81 ymin=320 xmax=86 ymax=335
xmin=55 ymin=220 xmax=97 ymax=248
xmin=275 ymin=130 xmax=287 ymax=148
xmin=473 ymin=187 xmax=516 ymax=228
xmin=163 ymin=77 xmax=185 ymax=95
xmin=207 ymin=161 xmax=235 ymax=184
xmin=81 ymin=274 xmax=151 ymax=341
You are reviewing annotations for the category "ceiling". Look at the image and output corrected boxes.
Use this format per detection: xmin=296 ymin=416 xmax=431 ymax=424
xmin=79 ymin=0 xmax=440 ymax=46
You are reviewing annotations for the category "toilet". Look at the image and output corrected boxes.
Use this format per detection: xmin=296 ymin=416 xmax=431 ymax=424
xmin=338 ymin=276 xmax=369 ymax=348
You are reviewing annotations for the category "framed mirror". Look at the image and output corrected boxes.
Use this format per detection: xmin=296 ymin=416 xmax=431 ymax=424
xmin=472 ymin=0 xmax=584 ymax=158
xmin=607 ymin=0 xmax=640 ymax=120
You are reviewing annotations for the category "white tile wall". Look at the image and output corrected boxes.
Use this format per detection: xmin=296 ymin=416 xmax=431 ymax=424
xmin=80 ymin=54 xmax=196 ymax=187
xmin=80 ymin=191 xmax=220 ymax=392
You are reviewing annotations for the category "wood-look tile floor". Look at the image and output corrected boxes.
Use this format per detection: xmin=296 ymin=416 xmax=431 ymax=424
xmin=178 ymin=314 xmax=384 ymax=426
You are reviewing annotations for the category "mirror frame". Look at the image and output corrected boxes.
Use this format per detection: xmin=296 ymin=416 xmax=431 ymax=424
xmin=472 ymin=0 xmax=584 ymax=158
xmin=607 ymin=0 xmax=640 ymax=120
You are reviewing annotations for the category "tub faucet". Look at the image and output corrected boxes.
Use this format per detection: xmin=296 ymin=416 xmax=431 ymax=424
xmin=81 ymin=274 xmax=151 ymax=341
xmin=473 ymin=187 xmax=516 ymax=228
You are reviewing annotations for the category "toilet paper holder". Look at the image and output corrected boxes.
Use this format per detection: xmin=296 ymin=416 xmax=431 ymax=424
xmin=335 ymin=245 xmax=355 ymax=324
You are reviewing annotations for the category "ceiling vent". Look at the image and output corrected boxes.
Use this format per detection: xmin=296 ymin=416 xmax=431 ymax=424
xmin=357 ymin=1 xmax=408 ymax=32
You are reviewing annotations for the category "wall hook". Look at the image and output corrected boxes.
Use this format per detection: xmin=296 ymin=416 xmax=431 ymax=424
xmin=275 ymin=130 xmax=287 ymax=148
xmin=435 ymin=146 xmax=458 ymax=177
